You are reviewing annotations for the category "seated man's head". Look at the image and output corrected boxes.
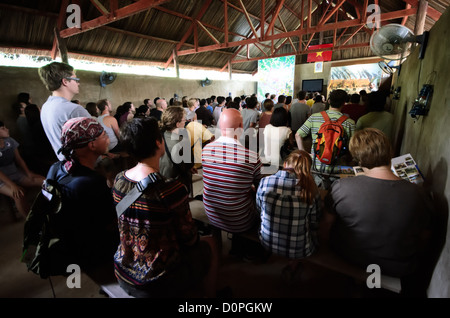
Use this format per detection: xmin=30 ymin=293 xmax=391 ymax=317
xmin=220 ymin=108 xmax=243 ymax=138
xmin=156 ymin=98 xmax=168 ymax=111
xmin=120 ymin=117 xmax=164 ymax=161
xmin=59 ymin=117 xmax=109 ymax=168
xmin=349 ymin=128 xmax=392 ymax=169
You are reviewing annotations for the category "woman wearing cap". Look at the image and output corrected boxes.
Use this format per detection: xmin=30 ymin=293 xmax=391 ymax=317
xmin=0 ymin=121 xmax=44 ymax=218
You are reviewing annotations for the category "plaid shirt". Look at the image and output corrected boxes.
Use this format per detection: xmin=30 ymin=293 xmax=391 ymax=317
xmin=256 ymin=170 xmax=320 ymax=259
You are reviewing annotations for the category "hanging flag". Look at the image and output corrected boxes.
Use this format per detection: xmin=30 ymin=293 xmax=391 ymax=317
xmin=307 ymin=43 xmax=333 ymax=62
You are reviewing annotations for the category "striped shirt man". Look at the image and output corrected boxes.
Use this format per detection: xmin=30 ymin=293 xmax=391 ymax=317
xmin=202 ymin=136 xmax=262 ymax=233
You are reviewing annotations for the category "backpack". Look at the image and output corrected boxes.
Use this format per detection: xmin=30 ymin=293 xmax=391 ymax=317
xmin=313 ymin=111 xmax=349 ymax=166
xmin=21 ymin=177 xmax=72 ymax=279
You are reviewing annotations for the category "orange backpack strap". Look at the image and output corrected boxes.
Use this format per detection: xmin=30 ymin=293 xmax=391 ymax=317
xmin=336 ymin=114 xmax=348 ymax=125
xmin=320 ymin=111 xmax=330 ymax=122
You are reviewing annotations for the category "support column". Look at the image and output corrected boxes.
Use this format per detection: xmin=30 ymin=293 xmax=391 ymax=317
xmin=414 ymin=0 xmax=428 ymax=36
xmin=173 ymin=48 xmax=180 ymax=78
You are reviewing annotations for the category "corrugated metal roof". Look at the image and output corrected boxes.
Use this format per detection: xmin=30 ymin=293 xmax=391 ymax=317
xmin=0 ymin=0 xmax=448 ymax=73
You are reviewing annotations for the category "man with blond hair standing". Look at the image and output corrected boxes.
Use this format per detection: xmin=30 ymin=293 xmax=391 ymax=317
xmin=38 ymin=62 xmax=90 ymax=160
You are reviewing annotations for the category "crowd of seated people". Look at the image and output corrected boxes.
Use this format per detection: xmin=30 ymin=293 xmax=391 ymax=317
xmin=6 ymin=60 xmax=434 ymax=298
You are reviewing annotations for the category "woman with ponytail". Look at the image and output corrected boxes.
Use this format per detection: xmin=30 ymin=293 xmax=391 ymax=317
xmin=256 ymin=150 xmax=321 ymax=280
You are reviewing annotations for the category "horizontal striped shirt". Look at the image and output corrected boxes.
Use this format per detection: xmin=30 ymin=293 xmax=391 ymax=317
xmin=256 ymin=170 xmax=320 ymax=258
xmin=297 ymin=110 xmax=355 ymax=149
xmin=202 ymin=136 xmax=262 ymax=233
xmin=297 ymin=110 xmax=355 ymax=172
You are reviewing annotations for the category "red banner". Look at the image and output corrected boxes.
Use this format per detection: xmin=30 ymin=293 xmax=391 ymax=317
xmin=307 ymin=44 xmax=333 ymax=62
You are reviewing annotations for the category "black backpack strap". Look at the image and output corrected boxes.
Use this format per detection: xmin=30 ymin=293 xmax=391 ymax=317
xmin=115 ymin=172 xmax=163 ymax=218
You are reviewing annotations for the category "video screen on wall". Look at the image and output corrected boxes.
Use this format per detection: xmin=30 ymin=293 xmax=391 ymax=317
xmin=302 ymin=79 xmax=323 ymax=93
xmin=328 ymin=63 xmax=383 ymax=94
xmin=257 ymin=55 xmax=295 ymax=101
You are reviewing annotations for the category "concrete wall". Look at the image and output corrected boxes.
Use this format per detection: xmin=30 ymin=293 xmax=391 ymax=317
xmin=294 ymin=61 xmax=332 ymax=97
xmin=390 ymin=7 xmax=450 ymax=298
xmin=0 ymin=66 xmax=256 ymax=137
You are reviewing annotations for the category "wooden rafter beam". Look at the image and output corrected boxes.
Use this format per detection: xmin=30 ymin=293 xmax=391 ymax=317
xmin=231 ymin=42 xmax=370 ymax=65
xmin=300 ymin=0 xmax=304 ymax=30
xmin=344 ymin=0 xmax=361 ymax=20
xmin=335 ymin=27 xmax=349 ymax=44
xmin=307 ymin=0 xmax=312 ymax=29
xmin=260 ymin=0 xmax=265 ymax=38
xmin=224 ymin=0 xmax=228 ymax=45
xmin=163 ymin=0 xmax=212 ymax=68
xmin=219 ymin=23 xmax=264 ymax=71
xmin=177 ymin=7 xmax=418 ymax=57
xmin=414 ymin=0 xmax=428 ymax=35
xmin=361 ymin=0 xmax=369 ymax=23
xmin=273 ymin=20 xmax=302 ymax=55
xmin=51 ymin=0 xmax=69 ymax=60
xmin=426 ymin=6 xmax=442 ymax=21
xmin=60 ymin=0 xmax=170 ymax=38
xmin=90 ymin=0 xmax=109 ymax=16
xmin=337 ymin=24 xmax=365 ymax=48
xmin=402 ymin=4 xmax=412 ymax=25
xmin=333 ymin=9 xmax=338 ymax=46
xmin=0 ymin=3 xmax=58 ymax=18
xmin=283 ymin=2 xmax=302 ymax=20
xmin=238 ymin=0 xmax=259 ymax=39
xmin=98 ymin=26 xmax=238 ymax=57
xmin=318 ymin=0 xmax=333 ymax=24
xmin=266 ymin=0 xmax=285 ymax=38
xmin=109 ymin=0 xmax=118 ymax=13
xmin=220 ymin=45 xmax=246 ymax=71
xmin=197 ymin=20 xmax=221 ymax=45
xmin=152 ymin=5 xmax=247 ymax=39
xmin=278 ymin=14 xmax=296 ymax=53
xmin=218 ymin=0 xmax=286 ymax=36
xmin=253 ymin=43 xmax=268 ymax=57
xmin=102 ymin=26 xmax=194 ymax=47
xmin=318 ymin=0 xmax=346 ymax=26
xmin=273 ymin=19 xmax=303 ymax=56
xmin=402 ymin=0 xmax=442 ymax=21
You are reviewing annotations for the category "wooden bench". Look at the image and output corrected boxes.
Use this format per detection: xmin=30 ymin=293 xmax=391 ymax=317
xmin=189 ymin=199 xmax=401 ymax=294
xmin=304 ymin=246 xmax=402 ymax=293
xmin=100 ymin=283 xmax=135 ymax=298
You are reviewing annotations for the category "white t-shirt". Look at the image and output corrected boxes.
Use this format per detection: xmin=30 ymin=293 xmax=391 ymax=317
xmin=41 ymin=96 xmax=91 ymax=160
xmin=263 ymin=124 xmax=291 ymax=166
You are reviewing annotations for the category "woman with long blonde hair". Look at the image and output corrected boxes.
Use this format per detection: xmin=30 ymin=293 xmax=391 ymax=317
xmin=256 ymin=149 xmax=320 ymax=281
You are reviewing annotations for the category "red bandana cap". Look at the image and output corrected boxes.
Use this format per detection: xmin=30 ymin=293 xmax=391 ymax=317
xmin=58 ymin=117 xmax=104 ymax=161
